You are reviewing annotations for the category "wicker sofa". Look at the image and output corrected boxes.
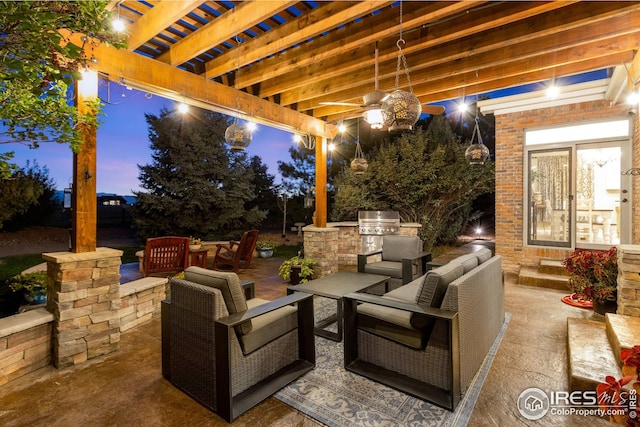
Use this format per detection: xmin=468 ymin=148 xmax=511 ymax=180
xmin=343 ymin=247 xmax=504 ymax=411
xmin=161 ymin=267 xmax=315 ymax=422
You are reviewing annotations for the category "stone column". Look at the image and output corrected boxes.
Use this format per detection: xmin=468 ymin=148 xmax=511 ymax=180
xmin=43 ymin=248 xmax=123 ymax=368
xmin=302 ymin=226 xmax=339 ymax=278
xmin=617 ymin=245 xmax=640 ymax=317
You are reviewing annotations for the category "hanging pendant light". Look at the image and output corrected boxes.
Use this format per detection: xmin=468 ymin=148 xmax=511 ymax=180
xmin=465 ymin=115 xmax=490 ymax=165
xmin=363 ymin=43 xmax=386 ymax=130
xmin=350 ymin=119 xmax=368 ymax=174
xmin=225 ymin=35 xmax=252 ymax=151
xmin=381 ymin=0 xmax=421 ymax=132
xmin=225 ymin=120 xmax=252 ymax=151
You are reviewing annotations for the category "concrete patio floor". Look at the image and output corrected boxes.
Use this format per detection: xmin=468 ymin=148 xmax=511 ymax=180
xmin=0 ymin=248 xmax=611 ymax=426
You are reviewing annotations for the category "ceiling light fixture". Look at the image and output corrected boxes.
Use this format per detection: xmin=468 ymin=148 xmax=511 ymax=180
xmin=546 ymin=78 xmax=560 ymax=98
xmin=225 ymin=35 xmax=252 ymax=151
xmin=380 ymin=0 xmax=421 ymax=132
xmin=363 ymin=42 xmax=386 ymax=130
xmin=112 ymin=2 xmax=125 ymax=32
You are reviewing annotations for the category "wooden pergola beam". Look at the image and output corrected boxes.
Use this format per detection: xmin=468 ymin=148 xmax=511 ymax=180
xmin=88 ymin=38 xmax=336 ymax=139
xmin=204 ymin=1 xmax=389 ymax=79
xmin=125 ymin=0 xmax=203 ymax=51
xmin=157 ymin=1 xmax=296 ymax=66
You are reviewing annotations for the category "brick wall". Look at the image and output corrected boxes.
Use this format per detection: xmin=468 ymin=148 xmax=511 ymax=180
xmin=495 ymin=101 xmax=635 ymax=273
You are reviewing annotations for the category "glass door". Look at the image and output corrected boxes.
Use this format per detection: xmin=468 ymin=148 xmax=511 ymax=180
xmin=527 ymin=148 xmax=572 ymax=247
xmin=575 ymin=144 xmax=623 ymax=247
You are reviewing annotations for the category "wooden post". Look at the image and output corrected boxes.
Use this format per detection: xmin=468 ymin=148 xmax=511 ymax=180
xmin=72 ymin=71 xmax=98 ymax=252
xmin=314 ymin=136 xmax=327 ymax=228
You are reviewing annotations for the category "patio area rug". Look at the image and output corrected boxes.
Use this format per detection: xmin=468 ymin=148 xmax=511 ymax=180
xmin=275 ymin=298 xmax=511 ymax=427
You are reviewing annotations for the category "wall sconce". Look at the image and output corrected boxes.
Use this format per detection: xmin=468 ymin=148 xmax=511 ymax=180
xmin=294 ymin=134 xmax=316 ymax=150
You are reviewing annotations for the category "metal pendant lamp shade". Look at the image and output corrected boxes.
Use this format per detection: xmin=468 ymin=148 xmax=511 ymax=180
xmin=465 ymin=117 xmax=490 ymax=165
xmin=351 ymin=141 xmax=368 ymax=174
xmin=381 ymin=90 xmax=422 ymax=132
xmin=225 ymin=35 xmax=252 ymax=151
xmin=225 ymin=121 xmax=252 ymax=151
xmin=382 ymin=1 xmax=421 ymax=132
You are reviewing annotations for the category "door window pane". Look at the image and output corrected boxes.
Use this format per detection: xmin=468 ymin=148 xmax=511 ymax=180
xmin=576 ymin=146 xmax=621 ymax=245
xmin=528 ymin=149 xmax=571 ymax=247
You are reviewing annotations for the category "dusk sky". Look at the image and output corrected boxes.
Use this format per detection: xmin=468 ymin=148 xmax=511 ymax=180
xmin=5 ymin=71 xmax=607 ymax=196
xmin=7 ymin=80 xmax=299 ymax=195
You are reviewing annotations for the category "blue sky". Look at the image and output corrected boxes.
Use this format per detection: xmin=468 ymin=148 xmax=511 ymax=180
xmin=5 ymin=70 xmax=609 ymax=195
xmin=6 ymin=80 xmax=297 ymax=195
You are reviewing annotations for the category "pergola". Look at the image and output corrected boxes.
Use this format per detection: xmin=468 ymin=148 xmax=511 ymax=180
xmin=72 ymin=0 xmax=640 ymax=252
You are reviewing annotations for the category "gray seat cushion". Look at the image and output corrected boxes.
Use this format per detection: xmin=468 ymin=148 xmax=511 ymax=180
xmin=183 ymin=266 xmax=251 ymax=334
xmin=383 ymin=275 xmax=424 ymax=303
xmin=412 ymin=262 xmax=464 ymax=329
xmin=239 ymin=298 xmax=298 ymax=354
xmin=382 ymin=235 xmax=421 ymax=262
xmin=364 ymin=260 xmax=405 ymax=279
xmin=474 ymin=247 xmax=492 ymax=264
xmin=449 ymin=253 xmax=479 ymax=274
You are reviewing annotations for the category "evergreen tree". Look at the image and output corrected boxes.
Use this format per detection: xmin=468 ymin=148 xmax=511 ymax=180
xmin=0 ymin=160 xmax=58 ymax=229
xmin=132 ymin=107 xmax=267 ymax=239
xmin=332 ymin=115 xmax=494 ymax=250
xmin=248 ymin=155 xmax=279 ymax=226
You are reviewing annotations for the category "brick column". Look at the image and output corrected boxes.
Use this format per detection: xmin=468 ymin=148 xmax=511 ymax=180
xmin=43 ymin=248 xmax=123 ymax=368
xmin=302 ymin=226 xmax=339 ymax=278
xmin=617 ymin=245 xmax=640 ymax=317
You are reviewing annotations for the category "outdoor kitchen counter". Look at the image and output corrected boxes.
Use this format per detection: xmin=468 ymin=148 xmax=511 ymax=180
xmin=302 ymin=222 xmax=422 ymax=269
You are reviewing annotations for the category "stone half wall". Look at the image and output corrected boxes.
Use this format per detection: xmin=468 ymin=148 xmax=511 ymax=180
xmin=494 ymin=100 xmax=634 ymax=274
xmin=0 ymin=308 xmax=53 ymax=386
xmin=617 ymin=245 xmax=640 ymax=317
xmin=303 ymin=222 xmax=421 ymax=278
xmin=0 ymin=251 xmax=169 ymax=386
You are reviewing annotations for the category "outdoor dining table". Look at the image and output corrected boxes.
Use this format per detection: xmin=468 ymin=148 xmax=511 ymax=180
xmin=287 ymin=271 xmax=390 ymax=342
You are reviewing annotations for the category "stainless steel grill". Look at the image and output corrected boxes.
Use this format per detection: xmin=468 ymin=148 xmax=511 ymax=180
xmin=358 ymin=211 xmax=400 ymax=235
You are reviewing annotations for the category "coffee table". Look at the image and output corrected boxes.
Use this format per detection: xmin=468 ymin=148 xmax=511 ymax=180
xmin=287 ymin=271 xmax=390 ymax=341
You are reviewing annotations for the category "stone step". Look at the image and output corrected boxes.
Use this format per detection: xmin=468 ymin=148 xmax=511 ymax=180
xmin=517 ymin=265 xmax=569 ymax=291
xmin=567 ymin=317 xmax=622 ymax=392
xmin=606 ymin=313 xmax=640 ymax=366
xmin=538 ymin=258 xmax=568 ymax=276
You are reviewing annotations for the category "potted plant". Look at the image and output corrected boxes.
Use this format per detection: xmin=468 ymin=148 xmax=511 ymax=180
xmin=562 ymin=246 xmax=618 ymax=315
xmin=256 ymin=240 xmax=277 ymax=258
xmin=9 ymin=271 xmax=48 ymax=304
xmin=278 ymin=256 xmax=317 ymax=285
xmin=596 ymin=345 xmax=640 ymax=425
xmin=189 ymin=237 xmax=202 ymax=251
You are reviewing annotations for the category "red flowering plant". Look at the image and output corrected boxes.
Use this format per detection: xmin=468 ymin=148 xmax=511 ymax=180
xmin=597 ymin=345 xmax=640 ymax=426
xmin=562 ymin=247 xmax=618 ymax=304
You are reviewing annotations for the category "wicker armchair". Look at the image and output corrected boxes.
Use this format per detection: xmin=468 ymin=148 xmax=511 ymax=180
xmin=344 ymin=250 xmax=503 ymax=411
xmin=213 ymin=230 xmax=259 ymax=272
xmin=358 ymin=235 xmax=431 ymax=291
xmin=161 ymin=267 xmax=315 ymax=422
